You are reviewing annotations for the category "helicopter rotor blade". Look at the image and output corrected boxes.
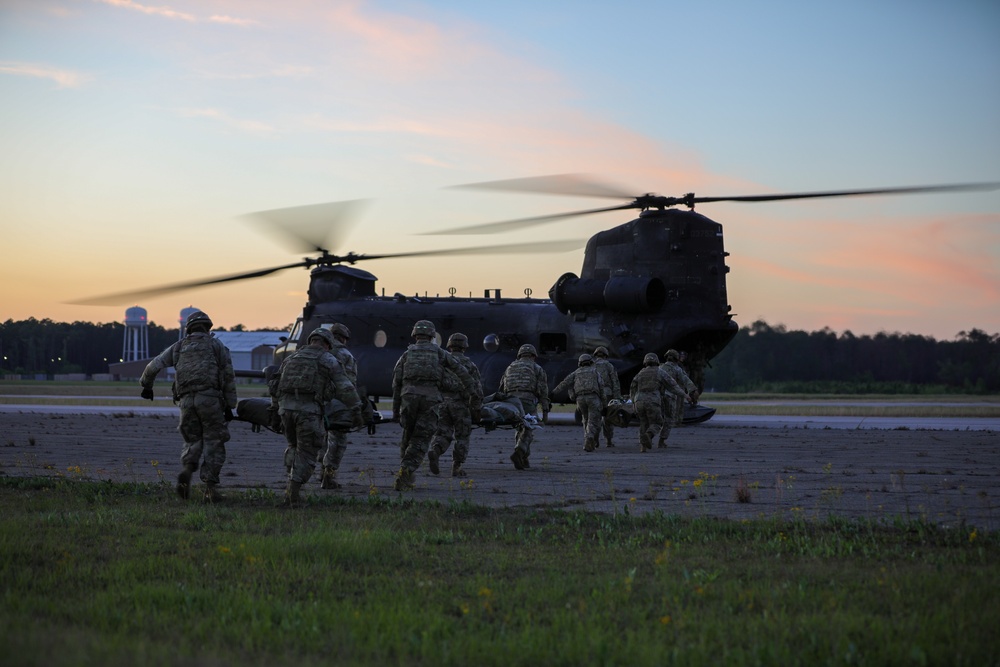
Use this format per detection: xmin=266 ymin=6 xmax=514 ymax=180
xmin=241 ymin=199 xmax=370 ymax=254
xmin=689 ymin=182 xmax=1000 ymax=205
xmin=351 ymin=239 xmax=586 ymax=261
xmin=421 ymin=204 xmax=636 ymax=235
xmin=67 ymin=260 xmax=312 ymax=306
xmin=449 ymin=173 xmax=635 ymax=199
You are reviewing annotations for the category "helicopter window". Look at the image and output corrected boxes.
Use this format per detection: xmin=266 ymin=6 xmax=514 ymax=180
xmin=483 ymin=333 xmax=499 ymax=352
xmin=539 ymin=332 xmax=567 ymax=355
xmin=374 ymin=330 xmax=387 ymax=348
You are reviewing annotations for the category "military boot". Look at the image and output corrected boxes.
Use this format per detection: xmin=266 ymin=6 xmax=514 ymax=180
xmin=510 ymin=449 xmax=525 ymax=470
xmin=280 ymin=480 xmax=303 ymax=508
xmin=393 ymin=468 xmax=415 ymax=491
xmin=203 ymin=483 xmax=223 ymax=504
xmin=584 ymin=438 xmax=596 ymax=452
xmin=657 ymin=438 xmax=668 ymax=449
xmin=321 ymin=466 xmax=341 ymax=490
xmin=606 ymin=439 xmax=615 ymax=448
xmin=176 ymin=464 xmax=196 ymax=500
xmin=452 ymin=461 xmax=466 ymax=477
xmin=427 ymin=448 xmax=441 ymax=475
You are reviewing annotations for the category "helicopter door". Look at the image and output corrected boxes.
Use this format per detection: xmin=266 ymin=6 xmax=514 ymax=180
xmin=539 ymin=332 xmax=567 ymax=355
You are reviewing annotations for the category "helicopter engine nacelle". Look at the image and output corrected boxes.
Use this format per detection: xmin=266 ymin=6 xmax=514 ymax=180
xmin=549 ymin=272 xmax=666 ymax=314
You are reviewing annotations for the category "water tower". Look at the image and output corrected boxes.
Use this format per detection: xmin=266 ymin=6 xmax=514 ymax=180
xmin=179 ymin=306 xmax=201 ymax=340
xmin=122 ymin=306 xmax=149 ymax=362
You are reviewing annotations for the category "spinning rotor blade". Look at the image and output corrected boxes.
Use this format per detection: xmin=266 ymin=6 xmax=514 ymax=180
xmin=67 ymin=260 xmax=312 ymax=306
xmin=346 ymin=239 xmax=586 ymax=261
xmin=450 ymin=173 xmax=634 ymax=199
xmin=433 ymin=176 xmax=1000 ymax=234
xmin=241 ymin=199 xmax=370 ymax=254
xmin=690 ymin=182 xmax=1000 ymax=205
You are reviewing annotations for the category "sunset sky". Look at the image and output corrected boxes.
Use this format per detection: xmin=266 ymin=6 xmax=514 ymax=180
xmin=2 ymin=0 xmax=998 ymax=340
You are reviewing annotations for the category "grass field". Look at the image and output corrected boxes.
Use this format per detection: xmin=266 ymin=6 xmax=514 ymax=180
xmin=1 ymin=476 xmax=997 ymax=667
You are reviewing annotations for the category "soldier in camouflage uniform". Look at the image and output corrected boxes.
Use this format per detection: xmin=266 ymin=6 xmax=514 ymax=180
xmin=499 ymin=344 xmax=551 ymax=470
xmin=140 ymin=311 xmax=237 ymax=503
xmin=428 ymin=333 xmax=483 ymax=478
xmin=552 ymin=354 xmax=605 ymax=452
xmin=629 ymin=353 xmax=687 ymax=452
xmin=318 ymin=322 xmax=359 ymax=490
xmin=593 ymin=346 xmax=621 ymax=448
xmin=269 ymin=328 xmax=361 ymax=507
xmin=658 ymin=349 xmax=698 ymax=445
xmin=391 ymin=321 xmax=481 ymax=491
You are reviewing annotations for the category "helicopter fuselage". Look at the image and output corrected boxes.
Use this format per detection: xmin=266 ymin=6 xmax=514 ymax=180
xmin=269 ymin=208 xmax=739 ymax=401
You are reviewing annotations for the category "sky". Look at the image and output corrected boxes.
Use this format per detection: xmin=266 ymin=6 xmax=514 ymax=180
xmin=1 ymin=0 xmax=998 ymax=340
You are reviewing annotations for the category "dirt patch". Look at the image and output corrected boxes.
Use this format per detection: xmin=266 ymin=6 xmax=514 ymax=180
xmin=1 ymin=410 xmax=997 ymax=531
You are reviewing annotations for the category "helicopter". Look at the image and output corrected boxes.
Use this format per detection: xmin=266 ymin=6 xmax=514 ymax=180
xmin=75 ymin=176 xmax=998 ymax=423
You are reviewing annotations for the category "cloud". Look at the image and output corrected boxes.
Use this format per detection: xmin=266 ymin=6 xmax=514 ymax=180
xmin=176 ymin=107 xmax=276 ymax=135
xmin=0 ymin=61 xmax=91 ymax=88
xmin=96 ymin=0 xmax=257 ymax=25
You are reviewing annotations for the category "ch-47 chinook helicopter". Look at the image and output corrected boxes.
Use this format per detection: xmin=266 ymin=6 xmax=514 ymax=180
xmin=75 ymin=176 xmax=998 ymax=423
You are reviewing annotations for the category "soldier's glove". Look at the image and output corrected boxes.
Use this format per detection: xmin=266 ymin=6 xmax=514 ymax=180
xmin=542 ymin=409 xmax=549 ymax=424
xmin=140 ymin=387 xmax=154 ymax=401
xmin=392 ymin=410 xmax=400 ymax=423
xmin=268 ymin=408 xmax=283 ymax=433
xmin=471 ymin=403 xmax=482 ymax=425
xmin=224 ymin=407 xmax=235 ymax=422
xmin=690 ymin=391 xmax=700 ymax=405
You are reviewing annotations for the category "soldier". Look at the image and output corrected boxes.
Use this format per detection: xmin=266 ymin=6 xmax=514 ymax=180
xmin=658 ymin=349 xmax=698 ymax=446
xmin=269 ymin=328 xmax=361 ymax=507
xmin=552 ymin=354 xmax=605 ymax=452
xmin=391 ymin=320 xmax=481 ymax=491
xmin=499 ymin=344 xmax=550 ymax=470
xmin=318 ymin=322 xmax=360 ymax=490
xmin=139 ymin=311 xmax=237 ymax=503
xmin=428 ymin=333 xmax=483 ymax=478
xmin=593 ymin=346 xmax=621 ymax=448
xmin=629 ymin=353 xmax=687 ymax=453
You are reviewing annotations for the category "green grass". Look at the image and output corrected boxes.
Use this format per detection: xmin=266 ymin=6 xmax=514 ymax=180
xmin=1 ymin=477 xmax=997 ymax=666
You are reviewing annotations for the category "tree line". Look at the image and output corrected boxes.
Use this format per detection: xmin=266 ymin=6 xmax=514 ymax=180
xmin=2 ymin=317 xmax=998 ymax=393
xmin=702 ymin=320 xmax=1000 ymax=393
xmin=0 ymin=318 xmax=282 ymax=377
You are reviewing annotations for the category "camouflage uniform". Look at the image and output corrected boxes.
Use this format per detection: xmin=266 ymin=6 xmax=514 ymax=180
xmin=429 ymin=334 xmax=483 ymax=477
xmin=318 ymin=325 xmax=360 ymax=489
xmin=552 ymin=355 xmax=605 ymax=452
xmin=499 ymin=344 xmax=550 ymax=470
xmin=629 ymin=354 xmax=686 ymax=452
xmin=140 ymin=312 xmax=236 ymax=502
xmin=659 ymin=350 xmax=697 ymax=439
xmin=391 ymin=322 xmax=481 ymax=490
xmin=593 ymin=347 xmax=621 ymax=448
xmin=270 ymin=329 xmax=361 ymax=505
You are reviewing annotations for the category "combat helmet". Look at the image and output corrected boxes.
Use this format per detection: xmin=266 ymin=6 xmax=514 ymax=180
xmin=446 ymin=333 xmax=469 ymax=350
xmin=665 ymin=349 xmax=680 ymax=361
xmin=643 ymin=353 xmax=660 ymax=366
xmin=517 ymin=344 xmax=537 ymax=358
xmin=411 ymin=320 xmax=436 ymax=338
xmin=185 ymin=311 xmax=213 ymax=333
xmin=330 ymin=322 xmax=351 ymax=341
xmin=578 ymin=353 xmax=594 ymax=366
xmin=593 ymin=346 xmax=609 ymax=358
xmin=308 ymin=328 xmax=336 ymax=349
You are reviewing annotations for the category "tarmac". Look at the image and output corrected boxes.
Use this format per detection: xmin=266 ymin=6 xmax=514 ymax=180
xmin=0 ymin=406 xmax=997 ymax=531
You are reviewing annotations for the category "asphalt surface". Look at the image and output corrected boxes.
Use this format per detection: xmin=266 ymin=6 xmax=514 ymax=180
xmin=2 ymin=403 xmax=997 ymax=532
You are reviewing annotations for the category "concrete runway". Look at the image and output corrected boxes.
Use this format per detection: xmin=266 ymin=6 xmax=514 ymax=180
xmin=1 ymin=404 xmax=997 ymax=531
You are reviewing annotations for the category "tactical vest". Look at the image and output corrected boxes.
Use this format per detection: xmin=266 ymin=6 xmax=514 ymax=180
xmin=278 ymin=346 xmax=329 ymax=400
xmin=332 ymin=343 xmax=358 ymax=385
xmin=503 ymin=360 xmax=538 ymax=393
xmin=634 ymin=367 xmax=662 ymax=394
xmin=573 ymin=367 xmax=601 ymax=395
xmin=402 ymin=344 xmax=442 ymax=385
xmin=173 ymin=334 xmax=220 ymax=396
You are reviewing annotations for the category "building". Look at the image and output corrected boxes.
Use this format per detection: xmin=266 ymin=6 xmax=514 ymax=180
xmin=108 ymin=330 xmax=288 ymax=380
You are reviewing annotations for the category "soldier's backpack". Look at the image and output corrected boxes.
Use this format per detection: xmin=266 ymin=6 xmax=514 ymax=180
xmin=402 ymin=344 xmax=442 ymax=384
xmin=277 ymin=346 xmax=328 ymax=399
xmin=173 ymin=334 xmax=222 ymax=397
xmin=573 ymin=367 xmax=600 ymax=395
